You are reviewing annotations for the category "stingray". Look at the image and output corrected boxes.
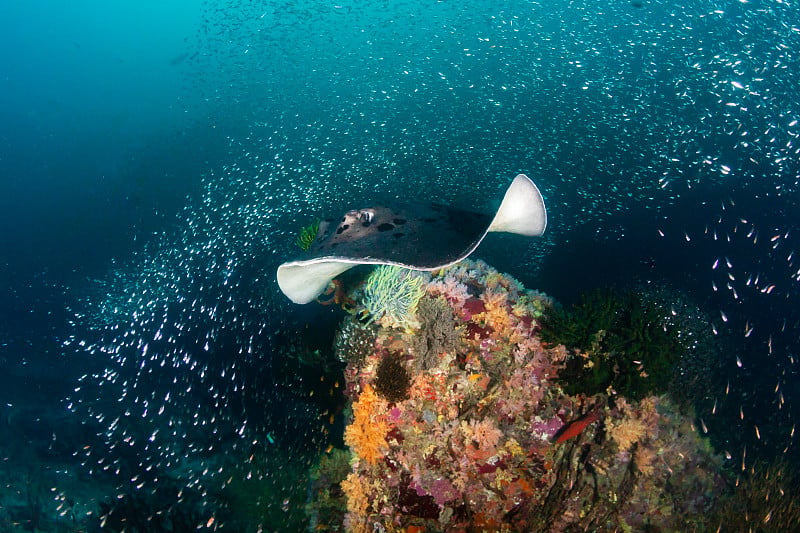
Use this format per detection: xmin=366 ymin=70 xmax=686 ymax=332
xmin=277 ymin=173 xmax=547 ymax=304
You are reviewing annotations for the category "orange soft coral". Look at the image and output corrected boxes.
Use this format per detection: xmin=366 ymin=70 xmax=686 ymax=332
xmin=345 ymin=383 xmax=389 ymax=465
xmin=341 ymin=472 xmax=373 ymax=533
xmin=475 ymin=289 xmax=514 ymax=335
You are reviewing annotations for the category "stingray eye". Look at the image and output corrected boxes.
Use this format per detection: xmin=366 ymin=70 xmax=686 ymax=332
xmin=359 ymin=209 xmax=375 ymax=225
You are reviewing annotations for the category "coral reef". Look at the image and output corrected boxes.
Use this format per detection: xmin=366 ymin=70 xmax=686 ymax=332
xmin=343 ymin=383 xmax=389 ymax=465
xmin=306 ymin=448 xmax=351 ymax=530
xmin=333 ymin=316 xmax=377 ymax=366
xmin=316 ymin=259 xmax=727 ymax=531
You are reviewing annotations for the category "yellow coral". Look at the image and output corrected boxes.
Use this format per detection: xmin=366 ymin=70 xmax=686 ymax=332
xmin=475 ymin=290 xmax=514 ymax=334
xmin=341 ymin=472 xmax=372 ymax=533
xmin=608 ymin=399 xmax=655 ymax=452
xmin=344 ymin=384 xmax=389 ymax=465
xmin=503 ymin=437 xmax=525 ymax=458
xmin=633 ymin=445 xmax=657 ymax=475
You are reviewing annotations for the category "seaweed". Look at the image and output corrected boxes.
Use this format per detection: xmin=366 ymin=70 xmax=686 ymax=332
xmin=541 ymin=288 xmax=684 ymax=399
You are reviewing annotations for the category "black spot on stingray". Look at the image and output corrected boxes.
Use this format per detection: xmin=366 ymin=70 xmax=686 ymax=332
xmin=377 ymin=223 xmax=394 ymax=232
xmin=341 ymin=216 xmax=347 ymax=222
xmin=393 ymin=218 xmax=407 ymax=225
xmin=393 ymin=233 xmax=405 ymax=239
xmin=336 ymin=224 xmax=350 ymax=235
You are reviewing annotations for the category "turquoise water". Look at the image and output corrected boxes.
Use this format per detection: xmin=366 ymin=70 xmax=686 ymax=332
xmin=1 ymin=0 xmax=798 ymax=530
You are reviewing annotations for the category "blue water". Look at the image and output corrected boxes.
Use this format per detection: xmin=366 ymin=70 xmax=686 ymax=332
xmin=1 ymin=0 xmax=798 ymax=530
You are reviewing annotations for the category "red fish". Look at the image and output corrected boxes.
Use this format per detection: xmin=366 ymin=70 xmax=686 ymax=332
xmin=554 ymin=410 xmax=600 ymax=444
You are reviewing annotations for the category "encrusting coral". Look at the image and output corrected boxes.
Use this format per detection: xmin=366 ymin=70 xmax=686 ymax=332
xmin=315 ymin=259 xmax=728 ymax=532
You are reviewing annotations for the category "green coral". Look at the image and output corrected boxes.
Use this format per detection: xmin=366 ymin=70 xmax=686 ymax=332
xmin=359 ymin=265 xmax=426 ymax=330
xmin=541 ymin=288 xmax=684 ymax=399
xmin=295 ymin=220 xmax=320 ymax=251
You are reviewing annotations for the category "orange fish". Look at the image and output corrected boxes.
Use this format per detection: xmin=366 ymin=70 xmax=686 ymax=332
xmin=554 ymin=410 xmax=600 ymax=444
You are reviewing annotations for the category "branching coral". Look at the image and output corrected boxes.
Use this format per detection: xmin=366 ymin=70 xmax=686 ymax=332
xmin=606 ymin=396 xmax=662 ymax=453
xmin=359 ymin=265 xmax=426 ymax=330
xmin=462 ymin=418 xmax=504 ymax=452
xmin=340 ymin=473 xmax=373 ymax=533
xmin=608 ymin=414 xmax=649 ymax=452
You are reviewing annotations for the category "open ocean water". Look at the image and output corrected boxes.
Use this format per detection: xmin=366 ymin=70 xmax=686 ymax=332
xmin=1 ymin=0 xmax=799 ymax=531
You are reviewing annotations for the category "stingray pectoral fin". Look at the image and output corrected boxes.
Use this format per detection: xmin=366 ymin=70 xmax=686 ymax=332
xmin=487 ymin=174 xmax=547 ymax=236
xmin=277 ymin=260 xmax=356 ymax=304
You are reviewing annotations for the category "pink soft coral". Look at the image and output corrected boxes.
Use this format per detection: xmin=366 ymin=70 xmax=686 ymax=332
xmin=464 ymin=418 xmax=504 ymax=451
